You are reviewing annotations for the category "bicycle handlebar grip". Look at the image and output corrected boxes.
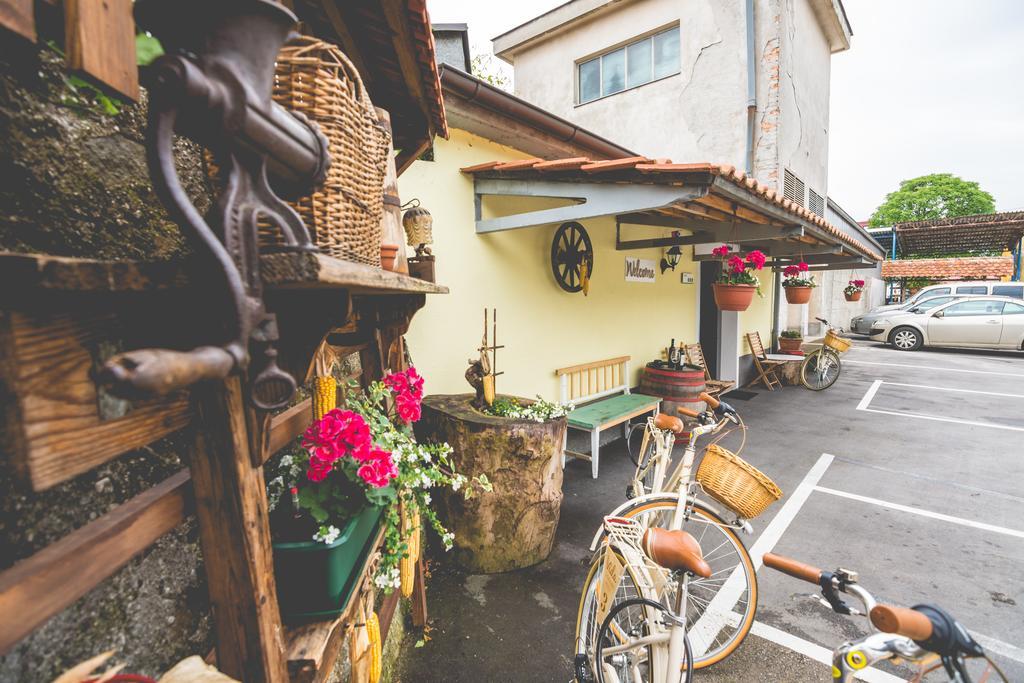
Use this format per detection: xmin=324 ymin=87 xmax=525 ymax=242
xmin=699 ymin=392 xmax=720 ymax=409
xmin=869 ymin=605 xmax=933 ymax=641
xmin=762 ymin=553 xmax=822 ymax=584
xmin=677 ymin=406 xmax=700 ymax=418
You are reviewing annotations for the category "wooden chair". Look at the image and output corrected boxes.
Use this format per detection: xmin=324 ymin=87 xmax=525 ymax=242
xmin=745 ymin=332 xmax=784 ymax=391
xmin=683 ymin=343 xmax=735 ymax=398
xmin=555 ymin=356 xmax=660 ymax=478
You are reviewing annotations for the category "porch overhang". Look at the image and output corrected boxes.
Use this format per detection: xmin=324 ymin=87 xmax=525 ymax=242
xmin=462 ymin=158 xmax=883 ymax=265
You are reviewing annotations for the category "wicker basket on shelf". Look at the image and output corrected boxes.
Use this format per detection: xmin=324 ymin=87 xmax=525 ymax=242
xmin=696 ymin=444 xmax=782 ymax=519
xmin=824 ymin=330 xmax=852 ymax=353
xmin=271 ymin=36 xmax=391 ymax=265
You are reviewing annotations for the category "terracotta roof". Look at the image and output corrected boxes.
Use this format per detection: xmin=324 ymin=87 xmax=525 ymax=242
xmin=881 ymin=256 xmax=1014 ymax=279
xmin=895 ymin=211 xmax=1024 ymax=230
xmin=406 ymin=0 xmax=448 ymax=138
xmin=461 ymin=157 xmax=881 ymax=259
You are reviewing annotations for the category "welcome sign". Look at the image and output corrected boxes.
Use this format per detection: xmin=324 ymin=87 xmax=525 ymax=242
xmin=624 ymin=257 xmax=656 ymax=283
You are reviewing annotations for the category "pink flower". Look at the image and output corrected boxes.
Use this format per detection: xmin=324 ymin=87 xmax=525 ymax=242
xmin=405 ymin=367 xmax=424 ymax=398
xmin=855 ymin=279 xmax=865 ymax=287
xmin=303 ymin=409 xmax=372 ymax=463
xmin=307 ymin=458 xmax=332 ymax=483
xmin=745 ymin=250 xmax=766 ymax=270
xmin=798 ymin=262 xmax=809 ymax=272
xmin=357 ymin=448 xmax=398 ymax=488
xmin=712 ymin=245 xmax=730 ymax=258
xmin=727 ymin=255 xmax=745 ymax=274
xmin=783 ymin=265 xmax=800 ymax=278
xmin=383 ymin=371 xmax=408 ymax=395
xmin=395 ymin=392 xmax=422 ymax=423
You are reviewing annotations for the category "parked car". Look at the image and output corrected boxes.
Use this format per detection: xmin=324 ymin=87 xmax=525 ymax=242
xmin=872 ymin=280 xmax=1024 ymax=314
xmin=850 ymin=295 xmax=960 ymax=335
xmin=869 ymin=296 xmax=1024 ymax=351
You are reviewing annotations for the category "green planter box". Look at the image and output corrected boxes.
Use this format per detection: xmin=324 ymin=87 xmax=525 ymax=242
xmin=273 ymin=504 xmax=384 ymax=622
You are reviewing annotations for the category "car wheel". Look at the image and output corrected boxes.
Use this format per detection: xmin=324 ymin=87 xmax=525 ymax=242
xmin=890 ymin=326 xmax=922 ymax=351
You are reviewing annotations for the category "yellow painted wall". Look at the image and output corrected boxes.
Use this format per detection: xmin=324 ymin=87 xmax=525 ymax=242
xmin=738 ymin=270 xmax=776 ymax=355
xmin=399 ymin=129 xmax=700 ymax=400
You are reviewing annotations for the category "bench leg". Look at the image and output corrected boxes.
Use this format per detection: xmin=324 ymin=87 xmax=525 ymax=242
xmin=591 ymin=429 xmax=600 ymax=478
xmin=562 ymin=429 xmax=568 ymax=469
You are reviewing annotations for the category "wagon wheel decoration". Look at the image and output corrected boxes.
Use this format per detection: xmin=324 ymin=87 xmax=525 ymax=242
xmin=551 ymin=221 xmax=594 ymax=294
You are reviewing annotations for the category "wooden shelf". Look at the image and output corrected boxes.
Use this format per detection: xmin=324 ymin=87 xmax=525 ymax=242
xmin=0 ymin=251 xmax=447 ymax=297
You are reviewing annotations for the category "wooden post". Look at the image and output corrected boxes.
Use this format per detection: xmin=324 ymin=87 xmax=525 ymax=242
xmin=188 ymin=378 xmax=288 ymax=682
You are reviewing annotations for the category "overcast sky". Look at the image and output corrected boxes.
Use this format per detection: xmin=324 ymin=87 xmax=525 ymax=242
xmin=426 ymin=1 xmax=1024 ymax=221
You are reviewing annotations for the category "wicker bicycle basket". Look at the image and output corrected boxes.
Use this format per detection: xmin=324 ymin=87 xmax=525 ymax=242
xmin=824 ymin=330 xmax=852 ymax=353
xmin=696 ymin=444 xmax=782 ymax=519
xmin=268 ymin=36 xmax=390 ymax=265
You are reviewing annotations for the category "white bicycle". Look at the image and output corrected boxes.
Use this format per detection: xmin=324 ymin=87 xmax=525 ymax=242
xmin=575 ymin=394 xmax=781 ymax=679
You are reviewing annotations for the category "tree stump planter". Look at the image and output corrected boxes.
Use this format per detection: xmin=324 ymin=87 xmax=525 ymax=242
xmin=784 ymin=286 xmax=812 ymax=304
xmin=414 ymin=394 xmax=567 ymax=573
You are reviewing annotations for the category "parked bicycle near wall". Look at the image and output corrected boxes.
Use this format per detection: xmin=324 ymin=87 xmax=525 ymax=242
xmin=763 ymin=552 xmax=1009 ymax=682
xmin=800 ymin=316 xmax=851 ymax=390
xmin=574 ymin=394 xmax=782 ymax=678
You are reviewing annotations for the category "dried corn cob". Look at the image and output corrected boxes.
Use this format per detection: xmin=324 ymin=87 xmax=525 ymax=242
xmin=313 ymin=375 xmax=336 ymax=420
xmin=367 ymin=611 xmax=382 ymax=683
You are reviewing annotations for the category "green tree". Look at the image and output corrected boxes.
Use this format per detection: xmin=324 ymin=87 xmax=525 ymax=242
xmin=868 ymin=173 xmax=995 ymax=227
xmin=471 ymin=54 xmax=511 ymax=91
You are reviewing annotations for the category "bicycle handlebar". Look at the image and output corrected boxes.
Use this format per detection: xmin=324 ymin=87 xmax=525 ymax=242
xmin=870 ymin=604 xmax=933 ymax=641
xmin=700 ymin=392 xmax=719 ymax=409
xmin=677 ymin=406 xmax=700 ymax=418
xmin=762 ymin=552 xmax=821 ymax=584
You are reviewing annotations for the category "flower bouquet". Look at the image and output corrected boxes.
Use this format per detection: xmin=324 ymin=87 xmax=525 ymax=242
xmin=781 ymin=262 xmax=815 ymax=304
xmin=844 ymin=279 xmax=865 ymax=302
xmin=267 ymin=367 xmax=491 ymax=618
xmin=711 ymin=245 xmax=765 ymax=311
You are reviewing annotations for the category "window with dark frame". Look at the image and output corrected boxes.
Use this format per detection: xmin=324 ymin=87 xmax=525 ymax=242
xmin=577 ymin=26 xmax=680 ymax=104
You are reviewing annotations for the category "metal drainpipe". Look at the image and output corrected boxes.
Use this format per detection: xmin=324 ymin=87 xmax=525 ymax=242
xmin=770 ymin=267 xmax=781 ymax=351
xmin=744 ymin=0 xmax=757 ymax=176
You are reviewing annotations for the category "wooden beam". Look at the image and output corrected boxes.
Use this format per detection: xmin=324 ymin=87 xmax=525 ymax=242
xmin=395 ymin=137 xmax=432 ymax=177
xmin=0 ymin=0 xmax=35 ymax=40
xmin=380 ymin=0 xmax=432 ymax=131
xmin=189 ymin=378 xmax=288 ymax=682
xmin=266 ymin=398 xmax=312 ymax=459
xmin=65 ymin=0 xmax=139 ymax=100
xmin=0 ymin=470 xmax=193 ymax=655
xmin=316 ymin=0 xmax=373 ymax=87
xmin=694 ymin=194 xmax=772 ymax=225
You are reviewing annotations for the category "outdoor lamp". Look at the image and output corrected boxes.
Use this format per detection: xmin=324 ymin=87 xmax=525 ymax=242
xmin=661 ymin=231 xmax=682 ymax=273
xmin=401 ymin=199 xmax=433 ymax=256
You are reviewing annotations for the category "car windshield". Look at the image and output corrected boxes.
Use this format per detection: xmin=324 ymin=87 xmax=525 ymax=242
xmin=908 ymin=296 xmax=953 ymax=312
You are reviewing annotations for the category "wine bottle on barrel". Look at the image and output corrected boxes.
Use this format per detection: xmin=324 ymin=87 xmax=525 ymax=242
xmin=668 ymin=338 xmax=679 ymax=368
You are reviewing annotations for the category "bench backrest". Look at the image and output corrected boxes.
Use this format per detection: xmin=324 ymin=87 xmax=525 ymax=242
xmin=746 ymin=331 xmax=768 ymax=359
xmin=555 ymin=356 xmax=631 ymax=404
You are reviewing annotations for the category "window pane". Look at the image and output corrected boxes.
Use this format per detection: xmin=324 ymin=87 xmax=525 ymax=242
xmin=653 ymin=27 xmax=680 ymax=79
xmin=917 ymin=296 xmax=953 ymax=310
xmin=579 ymin=58 xmax=601 ymax=103
xmin=1003 ymin=302 xmax=1024 ymax=314
xmin=993 ymin=285 xmax=1023 ymax=298
xmin=944 ymin=300 xmax=1003 ymax=316
xmin=626 ymin=38 xmax=652 ymax=88
xmin=955 ymin=286 xmax=987 ymax=294
xmin=601 ymin=48 xmax=625 ymax=95
xmin=924 ymin=287 xmax=951 ymax=297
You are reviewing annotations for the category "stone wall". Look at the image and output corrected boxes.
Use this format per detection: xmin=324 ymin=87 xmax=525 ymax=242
xmin=0 ymin=41 xmax=214 ymax=681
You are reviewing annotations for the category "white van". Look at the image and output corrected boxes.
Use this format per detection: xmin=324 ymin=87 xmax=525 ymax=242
xmin=873 ymin=281 xmax=1024 ymax=314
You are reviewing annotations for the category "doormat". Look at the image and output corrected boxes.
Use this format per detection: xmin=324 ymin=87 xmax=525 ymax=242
xmin=721 ymin=389 xmax=758 ymax=401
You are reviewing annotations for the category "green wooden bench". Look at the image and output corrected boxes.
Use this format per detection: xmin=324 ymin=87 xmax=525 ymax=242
xmin=556 ymin=356 xmax=660 ymax=478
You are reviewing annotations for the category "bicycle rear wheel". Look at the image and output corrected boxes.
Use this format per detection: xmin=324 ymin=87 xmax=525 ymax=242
xmin=576 ymin=548 xmax=645 ymax=682
xmin=800 ymin=348 xmax=841 ymax=390
xmin=595 ymin=597 xmax=693 ymax=683
xmin=576 ymin=499 xmax=756 ymax=669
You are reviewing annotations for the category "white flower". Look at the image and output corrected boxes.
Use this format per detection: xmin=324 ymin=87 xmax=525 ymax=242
xmin=279 ymin=455 xmax=293 ymax=468
xmin=374 ymin=566 xmax=401 ymax=590
xmin=441 ymin=531 xmax=455 ymax=551
xmin=313 ymin=525 xmax=341 ymax=545
xmin=451 ymin=474 xmax=465 ymax=492
xmin=423 ymin=493 xmax=431 ymax=505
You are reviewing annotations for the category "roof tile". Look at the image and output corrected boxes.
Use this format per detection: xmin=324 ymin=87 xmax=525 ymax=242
xmin=881 ymin=256 xmax=1014 ymax=279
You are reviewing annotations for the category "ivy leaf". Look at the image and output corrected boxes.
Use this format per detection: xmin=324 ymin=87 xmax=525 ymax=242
xmin=135 ymin=33 xmax=164 ymax=66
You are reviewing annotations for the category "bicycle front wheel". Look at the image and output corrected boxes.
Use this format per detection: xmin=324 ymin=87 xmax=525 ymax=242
xmin=595 ymin=597 xmax=693 ymax=683
xmin=800 ymin=348 xmax=841 ymax=390
xmin=577 ymin=498 xmax=756 ymax=670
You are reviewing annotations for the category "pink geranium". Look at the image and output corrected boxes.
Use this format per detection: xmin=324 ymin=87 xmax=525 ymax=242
xmin=798 ymin=262 xmax=809 ymax=272
xmin=745 ymin=250 xmax=766 ymax=270
xmin=783 ymin=265 xmax=800 ymax=278
xmin=395 ymin=392 xmax=422 ymax=423
xmin=728 ymin=255 xmax=745 ymax=274
xmin=302 ymin=409 xmax=373 ymax=481
xmin=357 ymin=448 xmax=398 ymax=488
xmin=712 ymin=244 xmax=731 ymax=258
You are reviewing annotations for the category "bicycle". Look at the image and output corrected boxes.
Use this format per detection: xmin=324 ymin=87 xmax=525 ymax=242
xmin=800 ymin=316 xmax=850 ymax=390
xmin=763 ymin=552 xmax=1009 ymax=682
xmin=574 ymin=394 xmax=781 ymax=676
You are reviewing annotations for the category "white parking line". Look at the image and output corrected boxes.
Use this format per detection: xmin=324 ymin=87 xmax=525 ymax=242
xmin=971 ymin=631 xmax=1024 ymax=665
xmin=882 ymin=381 xmax=1024 ymax=400
xmin=855 ymin=380 xmax=1024 ymax=432
xmin=750 ymin=621 xmax=904 ymax=682
xmin=844 ymin=358 xmax=1024 ymax=378
xmin=814 ymin=486 xmax=1024 ymax=539
xmin=857 ymin=379 xmax=883 ymax=410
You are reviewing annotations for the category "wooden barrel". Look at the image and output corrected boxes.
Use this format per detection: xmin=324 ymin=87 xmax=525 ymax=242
xmin=640 ymin=363 xmax=707 ymax=416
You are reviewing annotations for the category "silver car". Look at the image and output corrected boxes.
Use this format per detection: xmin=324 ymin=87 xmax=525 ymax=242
xmin=869 ymin=296 xmax=1024 ymax=351
xmin=850 ymin=295 xmax=958 ymax=335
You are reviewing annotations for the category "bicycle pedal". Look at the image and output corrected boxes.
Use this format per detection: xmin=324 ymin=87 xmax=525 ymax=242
xmin=625 ymin=486 xmax=634 ymax=500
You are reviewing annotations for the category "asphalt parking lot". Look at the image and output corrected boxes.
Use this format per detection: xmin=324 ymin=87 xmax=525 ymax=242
xmin=398 ymin=337 xmax=1024 ymax=682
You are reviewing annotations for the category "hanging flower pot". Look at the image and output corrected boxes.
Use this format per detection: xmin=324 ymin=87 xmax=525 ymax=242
xmin=844 ymin=291 xmax=862 ymax=302
xmin=713 ymin=283 xmax=757 ymax=311
xmin=844 ymin=279 xmax=865 ymax=301
xmin=781 ymin=262 xmax=815 ymax=304
xmin=709 ymin=245 xmax=765 ymax=312
xmin=784 ymin=286 xmax=813 ymax=304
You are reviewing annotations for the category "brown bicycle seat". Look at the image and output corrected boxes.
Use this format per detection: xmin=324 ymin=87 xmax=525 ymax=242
xmin=653 ymin=413 xmax=685 ymax=434
xmin=641 ymin=527 xmax=712 ymax=578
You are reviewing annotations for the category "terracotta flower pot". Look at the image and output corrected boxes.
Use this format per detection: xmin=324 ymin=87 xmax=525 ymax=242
xmin=380 ymin=243 xmax=399 ymax=271
xmin=845 ymin=290 xmax=862 ymax=302
xmin=784 ymin=286 xmax=812 ymax=304
xmin=778 ymin=336 xmax=803 ymax=354
xmin=712 ymin=283 xmax=756 ymax=312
